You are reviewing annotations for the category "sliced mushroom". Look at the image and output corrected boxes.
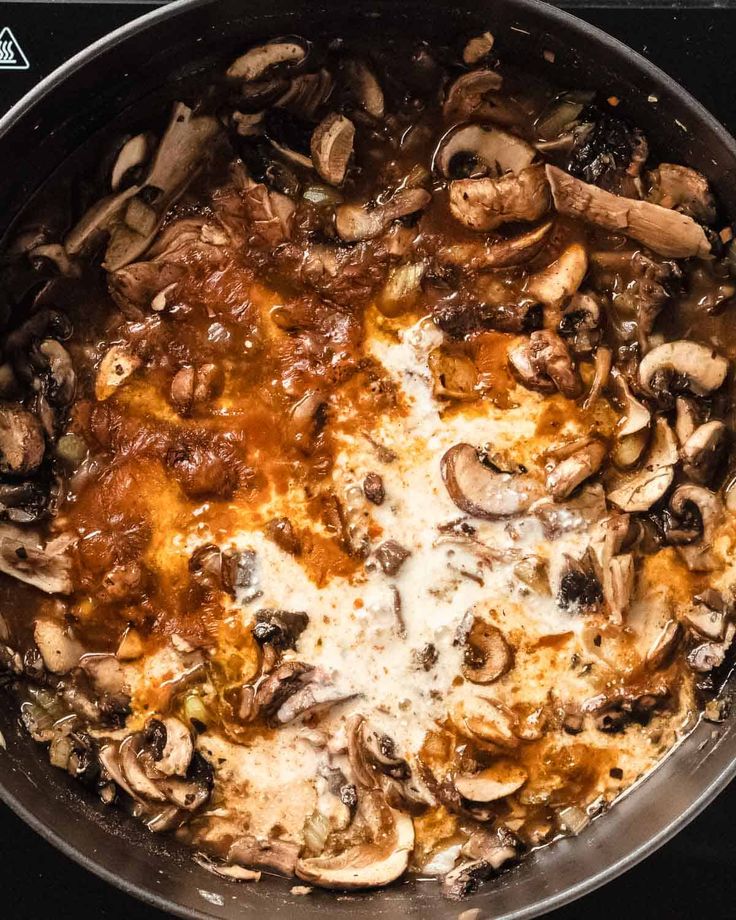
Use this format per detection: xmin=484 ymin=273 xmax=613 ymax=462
xmin=295 ymin=795 xmax=414 ymax=890
xmin=463 ymin=32 xmax=495 ymax=65
xmin=669 ymin=484 xmax=723 ymax=571
xmin=611 ymin=369 xmax=651 ymax=438
xmin=647 ymin=163 xmax=716 ymax=224
xmin=252 ymin=608 xmax=309 ymax=650
xmin=681 ymin=420 xmax=728 ymax=485
xmin=0 ymin=405 xmax=45 ymax=476
xmin=639 ymin=341 xmax=729 ymax=406
xmin=111 ymin=133 xmax=152 ymax=191
xmin=546 ymin=439 xmax=607 ymax=500
xmin=441 ymin=443 xmax=543 ymax=518
xmin=435 ymin=124 xmax=535 ymax=180
xmin=95 ymin=345 xmax=141 ymax=401
xmin=33 ymin=618 xmax=83 ymax=674
xmin=310 ymin=113 xmax=355 ymax=186
xmin=436 ymin=220 xmax=553 ymax=270
xmin=607 ymin=417 xmax=678 ymax=512
xmin=277 ymin=69 xmax=334 ymax=119
xmin=68 ymin=103 xmax=220 ymax=271
xmin=453 ymin=695 xmax=519 ymax=749
xmin=525 ymin=243 xmax=588 ymax=327
xmin=149 ymin=717 xmax=194 ymax=776
xmin=682 ymin=600 xmax=728 ymax=641
xmin=442 ymin=69 xmax=503 ymax=119
xmin=455 ymin=611 xmax=513 ymax=684
xmin=29 ymin=244 xmax=80 ymax=278
xmin=546 ymin=164 xmax=711 ymax=259
xmin=228 ymin=836 xmax=301 ymax=876
xmin=228 ymin=40 xmax=307 ymax=81
xmin=0 ymin=527 xmax=72 ymax=594
xmin=119 ymin=734 xmax=168 ymax=802
xmin=335 ymin=188 xmax=431 ymax=242
xmin=687 ymin=622 xmax=736 ymax=674
xmin=440 ymin=827 xmax=519 ymax=900
xmin=509 ymin=329 xmax=582 ymax=398
xmin=39 ymin=339 xmax=76 ymax=407
xmin=645 ymin=620 xmax=681 ymax=670
xmin=560 ymin=291 xmax=602 ymax=355
xmin=342 ymin=59 xmax=384 ymax=118
xmin=582 ymin=346 xmax=612 ymax=409
xmin=675 ymin=397 xmax=700 ymax=446
xmin=449 ymin=165 xmax=549 ymax=232
xmin=454 ymin=764 xmax=527 ymax=802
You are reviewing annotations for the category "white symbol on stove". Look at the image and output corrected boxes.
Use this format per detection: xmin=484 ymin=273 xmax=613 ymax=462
xmin=0 ymin=27 xmax=29 ymax=70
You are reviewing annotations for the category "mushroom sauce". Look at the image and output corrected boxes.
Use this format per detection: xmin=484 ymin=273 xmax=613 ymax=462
xmin=1 ymin=29 xmax=736 ymax=900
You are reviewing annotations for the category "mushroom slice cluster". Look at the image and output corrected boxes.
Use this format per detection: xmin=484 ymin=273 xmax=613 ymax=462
xmin=440 ymin=827 xmax=519 ymax=900
xmin=546 ymin=164 xmax=711 ymax=259
xmin=66 ymin=102 xmax=221 ymax=271
xmin=607 ymin=417 xmax=678 ymax=513
xmin=98 ymin=716 xmax=211 ymax=827
xmin=441 ymin=443 xmax=544 ymax=519
xmin=437 ymin=125 xmax=548 ymax=231
xmin=295 ymin=790 xmax=415 ymax=890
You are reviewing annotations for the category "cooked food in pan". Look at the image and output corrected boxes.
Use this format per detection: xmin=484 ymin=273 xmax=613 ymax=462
xmin=1 ymin=28 xmax=734 ymax=899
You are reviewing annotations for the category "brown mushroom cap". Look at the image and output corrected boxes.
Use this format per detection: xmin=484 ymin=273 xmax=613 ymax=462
xmin=441 ymin=443 xmax=543 ymax=518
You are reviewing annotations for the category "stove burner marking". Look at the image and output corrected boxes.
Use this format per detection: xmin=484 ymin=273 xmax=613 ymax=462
xmin=0 ymin=27 xmax=29 ymax=71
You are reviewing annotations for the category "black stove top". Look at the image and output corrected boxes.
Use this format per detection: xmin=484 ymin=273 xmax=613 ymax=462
xmin=1 ymin=2 xmax=736 ymax=917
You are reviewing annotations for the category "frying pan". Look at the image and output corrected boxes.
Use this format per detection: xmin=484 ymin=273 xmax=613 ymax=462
xmin=1 ymin=0 xmax=735 ymax=917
